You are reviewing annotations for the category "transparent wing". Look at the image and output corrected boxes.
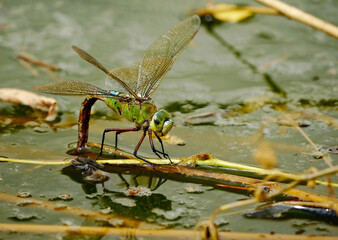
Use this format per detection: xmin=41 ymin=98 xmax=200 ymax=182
xmin=72 ymin=46 xmax=139 ymax=99
xmin=33 ymin=80 xmax=124 ymax=99
xmin=105 ymin=64 xmax=139 ymax=96
xmin=137 ymin=15 xmax=200 ymax=97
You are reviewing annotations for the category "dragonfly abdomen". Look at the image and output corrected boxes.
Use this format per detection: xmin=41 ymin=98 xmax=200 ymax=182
xmin=105 ymin=98 xmax=157 ymax=126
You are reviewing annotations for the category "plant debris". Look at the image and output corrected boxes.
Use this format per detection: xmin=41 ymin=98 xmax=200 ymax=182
xmin=16 ymin=192 xmax=32 ymax=198
xmin=162 ymin=134 xmax=185 ymax=146
xmin=16 ymin=54 xmax=60 ymax=72
xmin=192 ymin=2 xmax=278 ymax=23
xmin=244 ymin=202 xmax=338 ymax=224
xmin=48 ymin=194 xmax=73 ymax=201
xmin=0 ymin=88 xmax=57 ymax=121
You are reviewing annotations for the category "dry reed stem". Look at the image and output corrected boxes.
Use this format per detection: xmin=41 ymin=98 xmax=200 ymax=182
xmin=0 ymin=223 xmax=335 ymax=240
xmin=244 ymin=6 xmax=278 ymax=15
xmin=256 ymin=0 xmax=338 ymax=38
xmin=16 ymin=54 xmax=60 ymax=71
xmin=0 ymin=155 xmax=336 ymax=187
xmin=0 ymin=193 xmax=153 ymax=229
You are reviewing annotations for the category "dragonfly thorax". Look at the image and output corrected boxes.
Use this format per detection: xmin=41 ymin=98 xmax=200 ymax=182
xmin=105 ymin=97 xmax=173 ymax=136
xmin=149 ymin=109 xmax=173 ymax=137
xmin=105 ymin=98 xmax=158 ymax=126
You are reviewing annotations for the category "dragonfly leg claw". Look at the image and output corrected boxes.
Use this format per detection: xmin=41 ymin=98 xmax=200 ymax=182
xmin=155 ymin=134 xmax=172 ymax=163
xmin=134 ymin=154 xmax=155 ymax=170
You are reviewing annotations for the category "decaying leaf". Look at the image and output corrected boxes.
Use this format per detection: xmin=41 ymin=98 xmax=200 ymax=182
xmin=0 ymin=88 xmax=57 ymax=121
xmin=192 ymin=2 xmax=278 ymax=23
xmin=48 ymin=194 xmax=73 ymax=201
xmin=161 ymin=134 xmax=186 ymax=146
xmin=214 ymin=5 xmax=253 ymax=23
xmin=16 ymin=192 xmax=32 ymax=198
xmin=185 ymin=186 xmax=204 ymax=193
xmin=184 ymin=110 xmax=224 ymax=125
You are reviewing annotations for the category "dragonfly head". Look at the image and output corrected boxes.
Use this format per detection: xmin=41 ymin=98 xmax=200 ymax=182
xmin=150 ymin=109 xmax=173 ymax=137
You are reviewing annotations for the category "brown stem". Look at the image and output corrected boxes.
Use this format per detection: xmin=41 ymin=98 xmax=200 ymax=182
xmin=16 ymin=54 xmax=60 ymax=71
xmin=0 ymin=223 xmax=335 ymax=239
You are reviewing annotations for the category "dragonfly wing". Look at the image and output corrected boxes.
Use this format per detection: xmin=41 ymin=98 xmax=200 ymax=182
xmin=72 ymin=46 xmax=139 ymax=99
xmin=137 ymin=15 xmax=200 ymax=97
xmin=105 ymin=64 xmax=139 ymax=97
xmin=33 ymin=80 xmax=124 ymax=99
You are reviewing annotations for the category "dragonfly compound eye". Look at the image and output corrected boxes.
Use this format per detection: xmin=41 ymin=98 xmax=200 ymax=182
xmin=161 ymin=119 xmax=173 ymax=136
xmin=150 ymin=109 xmax=173 ymax=136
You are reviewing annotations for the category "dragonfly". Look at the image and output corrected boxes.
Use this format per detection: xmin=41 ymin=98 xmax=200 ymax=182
xmin=34 ymin=15 xmax=200 ymax=165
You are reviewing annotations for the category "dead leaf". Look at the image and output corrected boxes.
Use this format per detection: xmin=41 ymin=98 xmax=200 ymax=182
xmin=185 ymin=186 xmax=204 ymax=193
xmin=184 ymin=111 xmax=223 ymax=125
xmin=213 ymin=6 xmax=253 ymax=23
xmin=161 ymin=134 xmax=185 ymax=146
xmin=0 ymin=88 xmax=57 ymax=121
xmin=192 ymin=2 xmax=278 ymax=23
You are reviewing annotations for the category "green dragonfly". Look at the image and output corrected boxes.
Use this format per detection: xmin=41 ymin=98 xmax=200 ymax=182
xmin=34 ymin=15 xmax=200 ymax=165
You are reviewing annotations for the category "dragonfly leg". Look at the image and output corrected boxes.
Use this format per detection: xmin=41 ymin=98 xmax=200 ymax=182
xmin=96 ymin=127 xmax=139 ymax=160
xmin=117 ymin=173 xmax=130 ymax=189
xmin=133 ymin=129 xmax=155 ymax=168
xmin=114 ymin=132 xmax=119 ymax=150
xmin=155 ymin=134 xmax=172 ymax=163
xmin=147 ymin=129 xmax=171 ymax=163
xmin=151 ymin=178 xmax=167 ymax=191
xmin=148 ymin=129 xmax=163 ymax=159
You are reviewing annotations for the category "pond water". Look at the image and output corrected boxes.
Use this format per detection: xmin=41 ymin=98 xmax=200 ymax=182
xmin=0 ymin=0 xmax=337 ymax=239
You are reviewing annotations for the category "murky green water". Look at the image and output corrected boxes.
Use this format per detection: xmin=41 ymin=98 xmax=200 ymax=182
xmin=0 ymin=0 xmax=337 ymax=238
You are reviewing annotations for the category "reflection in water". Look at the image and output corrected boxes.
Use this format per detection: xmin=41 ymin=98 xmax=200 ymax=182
xmin=93 ymin=190 xmax=172 ymax=220
xmin=201 ymin=15 xmax=287 ymax=97
xmin=61 ymin=165 xmax=100 ymax=194
xmin=62 ymin=159 xmax=168 ymax=193
xmin=61 ymin=164 xmax=173 ymax=229
xmin=118 ymin=173 xmax=167 ymax=191
xmin=61 ymin=163 xmax=173 ymax=236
